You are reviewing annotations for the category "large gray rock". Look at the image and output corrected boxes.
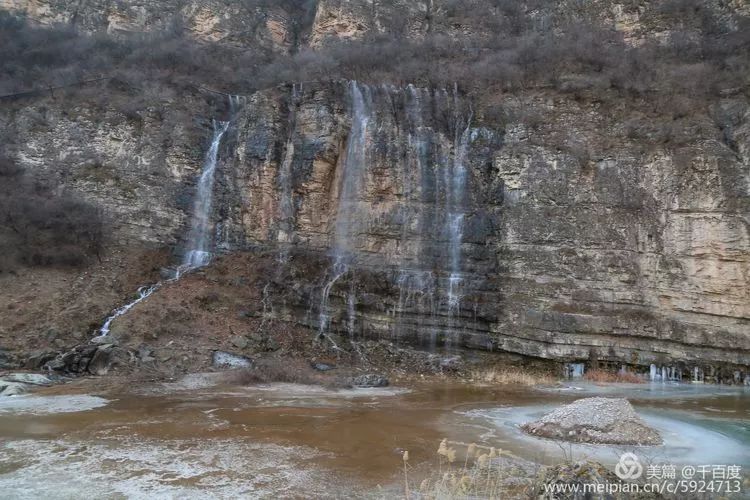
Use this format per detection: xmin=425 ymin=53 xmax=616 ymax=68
xmin=0 ymin=373 xmax=53 ymax=396
xmin=521 ymin=397 xmax=662 ymax=445
xmin=24 ymin=351 xmax=57 ymax=370
xmin=0 ymin=349 xmax=14 ymax=369
xmin=212 ymin=351 xmax=253 ymax=369
xmin=350 ymin=374 xmax=389 ymax=388
xmin=0 ymin=381 xmax=30 ymax=396
xmin=230 ymin=336 xmax=249 ymax=349
xmin=88 ymin=347 xmax=113 ymax=376
xmin=34 ymin=343 xmax=125 ymax=376
xmin=92 ymin=335 xmax=118 ymax=346
xmin=3 ymin=373 xmax=53 ymax=386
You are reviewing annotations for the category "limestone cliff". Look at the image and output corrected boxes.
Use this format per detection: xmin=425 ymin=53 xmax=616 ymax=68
xmin=210 ymin=81 xmax=750 ymax=376
xmin=0 ymin=0 xmax=298 ymax=50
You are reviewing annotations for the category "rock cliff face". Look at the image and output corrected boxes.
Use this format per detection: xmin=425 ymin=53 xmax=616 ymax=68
xmin=210 ymin=81 xmax=749 ymax=377
xmin=0 ymin=0 xmax=298 ymax=50
xmin=3 ymin=92 xmax=210 ymax=246
xmin=219 ymin=82 xmax=502 ymax=350
xmin=2 ymin=0 xmax=749 ymax=378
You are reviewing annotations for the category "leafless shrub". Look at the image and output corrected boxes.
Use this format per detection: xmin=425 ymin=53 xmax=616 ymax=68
xmin=227 ymin=357 xmax=348 ymax=388
xmin=583 ymin=368 xmax=644 ymax=384
xmin=470 ymin=366 xmax=557 ymax=386
xmin=0 ymin=157 xmax=103 ymax=272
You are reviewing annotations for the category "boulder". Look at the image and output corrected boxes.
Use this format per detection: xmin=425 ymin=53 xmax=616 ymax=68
xmin=249 ymin=332 xmax=265 ymax=344
xmin=35 ymin=343 xmax=121 ymax=375
xmin=230 ymin=336 xmax=249 ymax=349
xmin=88 ymin=347 xmax=112 ymax=376
xmin=312 ymin=362 xmax=335 ymax=372
xmin=521 ymin=397 xmax=661 ymax=445
xmin=45 ymin=357 xmax=67 ymax=371
xmin=265 ymin=337 xmax=280 ymax=352
xmin=212 ymin=351 xmax=253 ymax=369
xmin=92 ymin=335 xmax=118 ymax=346
xmin=0 ymin=349 xmax=14 ymax=369
xmin=53 ymin=350 xmax=80 ymax=372
xmin=24 ymin=351 xmax=56 ymax=370
xmin=138 ymin=345 xmax=155 ymax=363
xmin=3 ymin=373 xmax=52 ymax=386
xmin=0 ymin=373 xmax=54 ymax=397
xmin=350 ymin=374 xmax=389 ymax=388
xmin=0 ymin=381 xmax=29 ymax=396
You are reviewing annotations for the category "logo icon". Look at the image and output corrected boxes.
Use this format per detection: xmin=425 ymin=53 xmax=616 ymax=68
xmin=615 ymin=452 xmax=643 ymax=480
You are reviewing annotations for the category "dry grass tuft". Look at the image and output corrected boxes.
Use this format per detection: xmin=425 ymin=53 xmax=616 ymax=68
xmin=224 ymin=357 xmax=348 ymax=389
xmin=404 ymin=440 xmax=536 ymax=499
xmin=470 ymin=366 xmax=557 ymax=386
xmin=583 ymin=368 xmax=644 ymax=384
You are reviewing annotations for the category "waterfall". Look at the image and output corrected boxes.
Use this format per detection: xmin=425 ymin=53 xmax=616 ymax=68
xmin=394 ymin=86 xmax=434 ymax=343
xmin=318 ymin=258 xmax=348 ymax=336
xmin=277 ymin=134 xmax=295 ymax=245
xmin=650 ymin=364 xmax=684 ymax=382
xmin=183 ymin=119 xmax=231 ymax=268
xmin=347 ymin=287 xmax=356 ymax=337
xmin=97 ymin=284 xmax=161 ymax=337
xmin=95 ymin=98 xmax=236 ymax=338
xmin=228 ymin=94 xmax=244 ymax=116
xmin=332 ymin=81 xmax=371 ymax=260
xmin=313 ymin=82 xmax=476 ymax=345
xmin=565 ymin=363 xmax=586 ymax=378
xmin=395 ymin=269 xmax=438 ymax=347
xmin=183 ymin=94 xmax=241 ymax=267
xmin=446 ymin=89 xmax=472 ymax=314
xmin=318 ymin=82 xmax=371 ymax=336
xmin=277 ymin=84 xmax=300 ymax=260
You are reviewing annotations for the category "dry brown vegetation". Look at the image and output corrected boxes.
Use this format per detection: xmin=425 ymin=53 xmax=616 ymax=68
xmin=0 ymin=156 xmax=103 ymax=272
xmin=470 ymin=366 xmax=557 ymax=386
xmin=225 ymin=357 xmax=348 ymax=388
xmin=583 ymin=368 xmax=644 ymax=384
xmin=100 ymin=253 xmax=316 ymax=371
xmin=402 ymin=439 xmax=537 ymax=499
xmin=0 ymin=246 xmax=170 ymax=357
xmin=1 ymin=1 xmax=747 ymax=129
